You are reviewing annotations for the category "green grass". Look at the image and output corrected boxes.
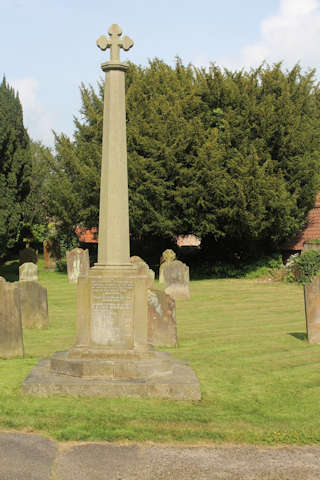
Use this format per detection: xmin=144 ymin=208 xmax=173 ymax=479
xmin=0 ymin=258 xmax=319 ymax=445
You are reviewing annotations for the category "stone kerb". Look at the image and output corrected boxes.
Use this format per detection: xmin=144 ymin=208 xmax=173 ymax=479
xmin=148 ymin=289 xmax=177 ymax=347
xmin=164 ymin=260 xmax=190 ymax=300
xmin=0 ymin=277 xmax=24 ymax=358
xmin=304 ymin=274 xmax=320 ymax=343
xmin=19 ymin=262 xmax=38 ymax=282
xmin=66 ymin=248 xmax=90 ymax=284
xmin=159 ymin=249 xmax=176 ymax=284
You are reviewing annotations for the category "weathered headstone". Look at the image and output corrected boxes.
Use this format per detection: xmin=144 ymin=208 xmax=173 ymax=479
xmin=164 ymin=260 xmax=190 ymax=300
xmin=130 ymin=256 xmax=154 ymax=289
xmin=19 ymin=247 xmax=37 ymax=265
xmin=43 ymin=239 xmax=56 ymax=271
xmin=22 ymin=24 xmax=200 ymax=400
xmin=304 ymin=274 xmax=320 ymax=343
xmin=0 ymin=277 xmax=24 ymax=358
xmin=19 ymin=281 xmax=49 ymax=329
xmin=19 ymin=262 xmax=38 ymax=282
xmin=159 ymin=249 xmax=176 ymax=283
xmin=148 ymin=289 xmax=177 ymax=347
xmin=66 ymin=248 xmax=90 ymax=284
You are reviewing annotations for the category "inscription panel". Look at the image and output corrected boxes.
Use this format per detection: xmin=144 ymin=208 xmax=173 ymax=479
xmin=91 ymin=279 xmax=134 ymax=347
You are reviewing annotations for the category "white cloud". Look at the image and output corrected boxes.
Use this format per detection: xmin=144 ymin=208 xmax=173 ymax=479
xmin=197 ymin=0 xmax=320 ymax=73
xmin=10 ymin=77 xmax=55 ymax=146
xmin=193 ymin=53 xmax=211 ymax=69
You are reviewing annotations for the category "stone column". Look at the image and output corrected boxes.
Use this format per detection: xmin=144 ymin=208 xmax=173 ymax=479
xmin=96 ymin=24 xmax=133 ymax=267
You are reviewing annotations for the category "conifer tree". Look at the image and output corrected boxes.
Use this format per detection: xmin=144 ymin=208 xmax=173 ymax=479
xmin=0 ymin=77 xmax=31 ymax=260
xmin=48 ymin=61 xmax=320 ymax=260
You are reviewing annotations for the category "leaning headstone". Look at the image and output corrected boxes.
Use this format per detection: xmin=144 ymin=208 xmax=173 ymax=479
xmin=148 ymin=289 xmax=177 ymax=347
xmin=159 ymin=249 xmax=176 ymax=284
xmin=130 ymin=255 xmax=155 ymax=288
xmin=19 ymin=247 xmax=37 ymax=265
xmin=164 ymin=260 xmax=190 ymax=300
xmin=0 ymin=277 xmax=24 ymax=358
xmin=18 ymin=281 xmax=49 ymax=329
xmin=66 ymin=248 xmax=90 ymax=284
xmin=19 ymin=262 xmax=38 ymax=282
xmin=304 ymin=274 xmax=320 ymax=344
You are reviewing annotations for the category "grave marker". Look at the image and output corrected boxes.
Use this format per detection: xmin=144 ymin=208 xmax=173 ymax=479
xmin=304 ymin=275 xmax=320 ymax=343
xmin=66 ymin=248 xmax=90 ymax=283
xmin=19 ymin=262 xmax=38 ymax=282
xmin=164 ymin=260 xmax=190 ymax=300
xmin=0 ymin=277 xmax=23 ymax=358
xmin=148 ymin=289 xmax=177 ymax=347
xmin=19 ymin=281 xmax=49 ymax=329
xmin=159 ymin=249 xmax=176 ymax=283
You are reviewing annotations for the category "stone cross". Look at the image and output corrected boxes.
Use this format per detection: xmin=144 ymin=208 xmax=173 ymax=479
xmin=96 ymin=24 xmax=134 ymax=62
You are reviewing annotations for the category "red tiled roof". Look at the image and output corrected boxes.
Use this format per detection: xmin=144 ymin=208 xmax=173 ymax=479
xmin=286 ymin=193 xmax=320 ymax=250
xmin=75 ymin=226 xmax=98 ymax=243
xmin=176 ymin=234 xmax=201 ymax=247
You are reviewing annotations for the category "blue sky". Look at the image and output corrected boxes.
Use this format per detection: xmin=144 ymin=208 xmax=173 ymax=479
xmin=1 ymin=0 xmax=319 ymax=147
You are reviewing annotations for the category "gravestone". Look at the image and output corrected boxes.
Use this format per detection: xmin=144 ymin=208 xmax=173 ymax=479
xmin=22 ymin=24 xmax=200 ymax=400
xmin=19 ymin=247 xmax=37 ymax=265
xmin=304 ymin=275 xmax=320 ymax=343
xmin=0 ymin=277 xmax=24 ymax=358
xmin=66 ymin=248 xmax=90 ymax=284
xmin=130 ymin=255 xmax=154 ymax=289
xmin=43 ymin=239 xmax=56 ymax=271
xmin=19 ymin=281 xmax=49 ymax=329
xmin=148 ymin=289 xmax=177 ymax=347
xmin=19 ymin=262 xmax=38 ymax=282
xmin=159 ymin=249 xmax=176 ymax=284
xmin=164 ymin=260 xmax=190 ymax=300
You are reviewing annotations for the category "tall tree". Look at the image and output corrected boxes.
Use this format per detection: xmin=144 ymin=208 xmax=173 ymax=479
xmin=48 ymin=60 xmax=320 ymax=261
xmin=190 ymin=63 xmax=320 ymax=258
xmin=0 ymin=77 xmax=31 ymax=260
xmin=21 ymin=140 xmax=54 ymax=243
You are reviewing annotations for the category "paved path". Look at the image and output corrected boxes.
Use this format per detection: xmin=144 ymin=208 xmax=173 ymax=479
xmin=1 ymin=432 xmax=320 ymax=479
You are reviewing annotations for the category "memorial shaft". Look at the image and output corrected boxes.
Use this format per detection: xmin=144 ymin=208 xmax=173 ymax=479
xmin=97 ymin=62 xmax=130 ymax=266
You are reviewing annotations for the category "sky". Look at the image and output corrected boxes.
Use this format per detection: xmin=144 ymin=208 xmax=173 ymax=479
xmin=1 ymin=0 xmax=320 ymax=147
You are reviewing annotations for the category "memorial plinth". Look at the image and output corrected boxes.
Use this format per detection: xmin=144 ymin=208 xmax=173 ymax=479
xmin=22 ymin=24 xmax=200 ymax=400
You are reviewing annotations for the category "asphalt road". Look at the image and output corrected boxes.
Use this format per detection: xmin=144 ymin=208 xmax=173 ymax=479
xmin=0 ymin=432 xmax=320 ymax=480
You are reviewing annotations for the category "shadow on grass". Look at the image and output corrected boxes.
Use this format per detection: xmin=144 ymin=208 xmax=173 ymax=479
xmin=0 ymin=261 xmax=19 ymax=282
xmin=289 ymin=332 xmax=308 ymax=342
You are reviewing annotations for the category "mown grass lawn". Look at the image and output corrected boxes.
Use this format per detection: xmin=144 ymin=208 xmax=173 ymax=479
xmin=0 ymin=258 xmax=319 ymax=445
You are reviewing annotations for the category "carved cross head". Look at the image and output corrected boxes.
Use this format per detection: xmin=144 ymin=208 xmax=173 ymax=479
xmin=97 ymin=24 xmax=134 ymax=62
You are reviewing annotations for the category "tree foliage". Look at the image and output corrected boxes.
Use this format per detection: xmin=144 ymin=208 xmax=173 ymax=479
xmin=0 ymin=77 xmax=32 ymax=260
xmin=48 ymin=60 xmax=320 ymax=260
